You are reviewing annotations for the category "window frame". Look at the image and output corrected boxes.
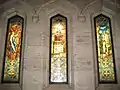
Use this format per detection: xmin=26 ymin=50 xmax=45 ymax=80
xmin=49 ymin=14 xmax=68 ymax=84
xmin=1 ymin=15 xmax=24 ymax=83
xmin=94 ymin=14 xmax=117 ymax=84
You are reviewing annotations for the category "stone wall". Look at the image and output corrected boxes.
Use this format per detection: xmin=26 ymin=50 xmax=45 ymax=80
xmin=0 ymin=0 xmax=120 ymax=90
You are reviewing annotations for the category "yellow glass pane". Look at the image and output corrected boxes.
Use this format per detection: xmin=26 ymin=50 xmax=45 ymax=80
xmin=95 ymin=14 xmax=116 ymax=83
xmin=50 ymin=14 xmax=67 ymax=83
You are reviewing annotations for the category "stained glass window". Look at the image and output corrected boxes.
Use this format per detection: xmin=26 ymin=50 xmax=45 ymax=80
xmin=94 ymin=14 xmax=117 ymax=83
xmin=49 ymin=14 xmax=68 ymax=83
xmin=2 ymin=15 xmax=24 ymax=83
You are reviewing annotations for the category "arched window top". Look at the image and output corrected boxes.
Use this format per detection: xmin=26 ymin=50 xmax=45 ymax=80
xmin=94 ymin=14 xmax=110 ymax=19
xmin=49 ymin=14 xmax=68 ymax=84
xmin=50 ymin=14 xmax=67 ymax=20
xmin=7 ymin=15 xmax=24 ymax=24
xmin=94 ymin=14 xmax=111 ymax=27
xmin=94 ymin=14 xmax=117 ymax=83
xmin=2 ymin=14 xmax=24 ymax=83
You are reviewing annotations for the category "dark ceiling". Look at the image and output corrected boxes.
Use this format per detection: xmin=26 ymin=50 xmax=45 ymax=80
xmin=0 ymin=0 xmax=120 ymax=8
xmin=0 ymin=0 xmax=9 ymax=4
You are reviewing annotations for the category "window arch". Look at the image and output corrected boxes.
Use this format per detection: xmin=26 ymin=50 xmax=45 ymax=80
xmin=94 ymin=14 xmax=117 ymax=83
xmin=2 ymin=15 xmax=24 ymax=83
xmin=49 ymin=14 xmax=68 ymax=84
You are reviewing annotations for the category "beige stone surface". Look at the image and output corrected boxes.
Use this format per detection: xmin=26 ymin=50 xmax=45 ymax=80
xmin=0 ymin=0 xmax=120 ymax=90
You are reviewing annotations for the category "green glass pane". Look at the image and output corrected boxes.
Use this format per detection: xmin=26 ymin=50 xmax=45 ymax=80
xmin=2 ymin=15 xmax=24 ymax=83
xmin=95 ymin=14 xmax=116 ymax=83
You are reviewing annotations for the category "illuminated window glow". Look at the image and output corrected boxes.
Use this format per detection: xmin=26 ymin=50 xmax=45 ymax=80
xmin=94 ymin=14 xmax=117 ymax=83
xmin=50 ymin=14 xmax=68 ymax=83
xmin=2 ymin=15 xmax=24 ymax=83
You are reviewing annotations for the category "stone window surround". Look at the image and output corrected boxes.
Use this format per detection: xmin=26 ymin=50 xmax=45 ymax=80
xmin=91 ymin=11 xmax=119 ymax=89
xmin=0 ymin=7 xmax=74 ymax=90
xmin=0 ymin=8 xmax=26 ymax=90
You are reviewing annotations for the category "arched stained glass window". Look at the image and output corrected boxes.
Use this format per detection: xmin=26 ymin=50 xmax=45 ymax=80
xmin=94 ymin=14 xmax=117 ymax=83
xmin=49 ymin=14 xmax=68 ymax=84
xmin=2 ymin=15 xmax=24 ymax=83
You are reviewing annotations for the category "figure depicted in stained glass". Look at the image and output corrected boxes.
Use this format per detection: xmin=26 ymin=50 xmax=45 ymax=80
xmin=94 ymin=14 xmax=117 ymax=83
xmin=50 ymin=14 xmax=68 ymax=83
xmin=2 ymin=15 xmax=24 ymax=83
xmin=8 ymin=25 xmax=21 ymax=60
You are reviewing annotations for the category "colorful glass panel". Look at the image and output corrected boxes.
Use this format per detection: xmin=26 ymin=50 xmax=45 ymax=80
xmin=94 ymin=14 xmax=117 ymax=83
xmin=50 ymin=14 xmax=68 ymax=83
xmin=2 ymin=15 xmax=24 ymax=83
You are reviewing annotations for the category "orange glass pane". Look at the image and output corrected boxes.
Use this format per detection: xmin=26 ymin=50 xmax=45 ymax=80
xmin=2 ymin=15 xmax=24 ymax=83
